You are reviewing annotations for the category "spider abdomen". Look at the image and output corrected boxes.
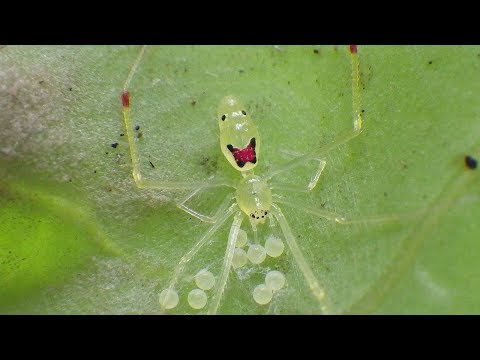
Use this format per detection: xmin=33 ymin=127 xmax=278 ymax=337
xmin=235 ymin=175 xmax=272 ymax=224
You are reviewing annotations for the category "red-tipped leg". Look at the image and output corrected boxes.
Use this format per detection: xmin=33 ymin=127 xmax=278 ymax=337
xmin=121 ymin=90 xmax=130 ymax=108
xmin=349 ymin=45 xmax=358 ymax=54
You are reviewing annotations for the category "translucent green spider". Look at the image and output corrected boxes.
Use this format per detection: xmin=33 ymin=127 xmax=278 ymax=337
xmin=120 ymin=45 xmax=403 ymax=314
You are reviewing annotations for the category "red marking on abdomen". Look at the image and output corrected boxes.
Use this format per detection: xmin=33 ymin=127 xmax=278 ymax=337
xmin=228 ymin=139 xmax=257 ymax=167
xmin=349 ymin=45 xmax=358 ymax=54
xmin=232 ymin=145 xmax=256 ymax=164
xmin=121 ymin=90 xmax=130 ymax=108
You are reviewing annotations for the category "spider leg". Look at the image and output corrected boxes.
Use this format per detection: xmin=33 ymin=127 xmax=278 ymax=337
xmin=267 ymin=129 xmax=361 ymax=183
xmin=123 ymin=45 xmax=147 ymax=90
xmin=249 ymin=217 xmax=259 ymax=243
xmin=121 ymin=46 xmax=235 ymax=191
xmin=160 ymin=203 xmax=238 ymax=312
xmin=274 ymin=195 xmax=425 ymax=224
xmin=267 ymin=45 xmax=362 ymax=183
xmin=208 ymin=211 xmax=244 ymax=314
xmin=270 ymin=149 xmax=327 ymax=192
xmin=176 ymin=191 xmax=235 ymax=224
xmin=271 ymin=204 xmax=333 ymax=314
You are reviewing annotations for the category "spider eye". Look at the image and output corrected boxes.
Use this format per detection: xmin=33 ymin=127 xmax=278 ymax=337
xmin=221 ymin=114 xmax=226 ymax=121
xmin=241 ymin=110 xmax=247 ymax=116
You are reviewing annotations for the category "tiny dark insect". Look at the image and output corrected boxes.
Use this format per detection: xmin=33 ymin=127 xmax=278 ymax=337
xmin=120 ymin=133 xmax=125 ymax=136
xmin=313 ymin=49 xmax=320 ymax=54
xmin=137 ymin=132 xmax=143 ymax=138
xmin=149 ymin=160 xmax=155 ymax=168
xmin=69 ymin=87 xmax=73 ymax=91
xmin=134 ymin=125 xmax=140 ymax=131
xmin=111 ymin=142 xmax=119 ymax=148
xmin=465 ymin=155 xmax=478 ymax=170
xmin=191 ymin=100 xmax=197 ymax=106
xmin=94 ymin=170 xmax=97 ymax=173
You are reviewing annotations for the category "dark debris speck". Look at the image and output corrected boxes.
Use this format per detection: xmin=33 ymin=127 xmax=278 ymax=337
xmin=465 ymin=155 xmax=478 ymax=170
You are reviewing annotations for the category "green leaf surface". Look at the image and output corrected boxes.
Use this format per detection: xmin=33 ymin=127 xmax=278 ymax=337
xmin=0 ymin=45 xmax=479 ymax=314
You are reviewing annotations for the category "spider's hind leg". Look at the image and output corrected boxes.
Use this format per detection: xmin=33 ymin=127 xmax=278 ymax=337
xmin=159 ymin=203 xmax=238 ymax=313
xmin=208 ymin=211 xmax=244 ymax=314
xmin=271 ymin=204 xmax=334 ymax=314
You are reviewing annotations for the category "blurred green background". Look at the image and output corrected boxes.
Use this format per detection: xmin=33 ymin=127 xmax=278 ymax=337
xmin=0 ymin=45 xmax=479 ymax=314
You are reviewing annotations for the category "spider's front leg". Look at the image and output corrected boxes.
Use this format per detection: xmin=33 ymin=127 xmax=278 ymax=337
xmin=121 ymin=45 xmax=236 ymax=198
xmin=121 ymin=90 xmax=234 ymax=192
xmin=122 ymin=89 xmax=238 ymax=224
xmin=267 ymin=45 xmax=363 ymax=188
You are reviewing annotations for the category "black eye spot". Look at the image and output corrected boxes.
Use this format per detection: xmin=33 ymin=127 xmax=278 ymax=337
xmin=251 ymin=214 xmax=255 ymax=218
xmin=221 ymin=114 xmax=226 ymax=121
xmin=242 ymin=110 xmax=246 ymax=115
xmin=256 ymin=217 xmax=259 ymax=220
